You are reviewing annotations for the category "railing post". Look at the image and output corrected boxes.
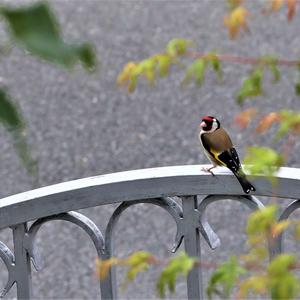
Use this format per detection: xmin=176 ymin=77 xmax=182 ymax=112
xmin=182 ymin=196 xmax=203 ymax=300
xmin=99 ymin=252 xmax=117 ymax=300
xmin=12 ymin=223 xmax=32 ymax=299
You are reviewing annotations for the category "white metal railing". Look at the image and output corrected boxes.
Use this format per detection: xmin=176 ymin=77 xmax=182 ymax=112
xmin=0 ymin=165 xmax=299 ymax=299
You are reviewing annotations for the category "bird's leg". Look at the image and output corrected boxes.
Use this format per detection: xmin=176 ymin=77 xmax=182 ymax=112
xmin=201 ymin=165 xmax=216 ymax=176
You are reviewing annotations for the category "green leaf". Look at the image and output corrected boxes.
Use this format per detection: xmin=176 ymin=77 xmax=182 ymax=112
xmin=0 ymin=89 xmax=37 ymax=176
xmin=166 ymin=38 xmax=194 ymax=56
xmin=124 ymin=251 xmax=152 ymax=282
xmin=206 ymin=256 xmax=246 ymax=300
xmin=268 ymin=254 xmax=299 ymax=300
xmin=243 ymin=146 xmax=284 ymax=182
xmin=0 ymin=2 xmax=97 ymax=71
xmin=246 ymin=205 xmax=278 ymax=236
xmin=236 ymin=68 xmax=264 ymax=105
xmin=276 ymin=110 xmax=300 ymax=139
xmin=181 ymin=59 xmax=207 ymax=86
xmin=155 ymin=54 xmax=172 ymax=77
xmin=157 ymin=252 xmax=197 ymax=298
xmin=295 ymin=82 xmax=300 ymax=96
xmin=260 ymin=55 xmax=280 ymax=83
xmin=208 ymin=53 xmax=223 ymax=80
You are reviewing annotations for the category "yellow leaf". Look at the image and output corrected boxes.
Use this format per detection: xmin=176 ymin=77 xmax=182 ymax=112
xmin=224 ymin=6 xmax=250 ymax=39
xmin=238 ymin=275 xmax=268 ymax=299
xmin=117 ymin=62 xmax=137 ymax=87
xmin=271 ymin=220 xmax=290 ymax=237
xmin=234 ymin=108 xmax=257 ymax=129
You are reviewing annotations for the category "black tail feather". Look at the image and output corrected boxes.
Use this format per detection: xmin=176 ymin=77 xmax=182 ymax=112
xmin=233 ymin=172 xmax=256 ymax=194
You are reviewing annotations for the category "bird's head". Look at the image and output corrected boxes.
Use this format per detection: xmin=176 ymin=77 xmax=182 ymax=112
xmin=200 ymin=116 xmax=220 ymax=133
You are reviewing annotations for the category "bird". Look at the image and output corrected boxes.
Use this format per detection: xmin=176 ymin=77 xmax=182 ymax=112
xmin=199 ymin=115 xmax=255 ymax=194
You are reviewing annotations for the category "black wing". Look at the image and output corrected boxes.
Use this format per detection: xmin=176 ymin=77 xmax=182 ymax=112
xmin=218 ymin=147 xmax=241 ymax=173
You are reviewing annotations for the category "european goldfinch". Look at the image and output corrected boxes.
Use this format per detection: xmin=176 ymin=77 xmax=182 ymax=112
xmin=199 ymin=116 xmax=255 ymax=194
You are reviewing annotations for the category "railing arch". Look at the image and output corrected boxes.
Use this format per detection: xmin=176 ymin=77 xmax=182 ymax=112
xmin=0 ymin=165 xmax=299 ymax=299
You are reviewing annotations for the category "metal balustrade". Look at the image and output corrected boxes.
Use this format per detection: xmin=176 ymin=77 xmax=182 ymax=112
xmin=0 ymin=164 xmax=300 ymax=299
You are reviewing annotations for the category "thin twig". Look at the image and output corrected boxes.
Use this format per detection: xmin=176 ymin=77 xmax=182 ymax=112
xmin=186 ymin=51 xmax=300 ymax=67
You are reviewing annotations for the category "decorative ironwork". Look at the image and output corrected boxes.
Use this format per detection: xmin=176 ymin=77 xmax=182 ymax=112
xmin=273 ymin=199 xmax=300 ymax=255
xmin=198 ymin=195 xmax=265 ymax=249
xmin=0 ymin=165 xmax=298 ymax=299
xmin=25 ymin=211 xmax=105 ymax=271
xmin=0 ymin=241 xmax=15 ymax=297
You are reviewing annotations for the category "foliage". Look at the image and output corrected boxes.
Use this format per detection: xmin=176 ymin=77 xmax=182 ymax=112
xmin=0 ymin=89 xmax=37 ymax=175
xmin=243 ymin=147 xmax=284 ymax=182
xmin=96 ymin=205 xmax=300 ymax=300
xmin=0 ymin=1 xmax=97 ymax=174
xmin=156 ymin=252 xmax=197 ymax=298
xmin=206 ymin=256 xmax=246 ymax=299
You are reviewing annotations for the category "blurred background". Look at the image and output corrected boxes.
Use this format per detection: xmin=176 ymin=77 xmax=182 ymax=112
xmin=0 ymin=0 xmax=300 ymax=298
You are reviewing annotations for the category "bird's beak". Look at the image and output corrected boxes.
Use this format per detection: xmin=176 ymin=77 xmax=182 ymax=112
xmin=200 ymin=121 xmax=206 ymax=128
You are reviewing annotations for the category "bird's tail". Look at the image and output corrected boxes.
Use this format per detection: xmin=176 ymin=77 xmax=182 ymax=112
xmin=233 ymin=171 xmax=256 ymax=194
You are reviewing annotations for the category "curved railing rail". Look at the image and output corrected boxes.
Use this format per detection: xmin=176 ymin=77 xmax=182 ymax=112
xmin=0 ymin=164 xmax=299 ymax=299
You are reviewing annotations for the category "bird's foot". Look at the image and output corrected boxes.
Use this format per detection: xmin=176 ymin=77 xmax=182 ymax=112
xmin=201 ymin=166 xmax=216 ymax=176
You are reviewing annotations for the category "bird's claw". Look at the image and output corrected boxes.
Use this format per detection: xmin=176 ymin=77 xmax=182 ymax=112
xmin=201 ymin=167 xmax=215 ymax=176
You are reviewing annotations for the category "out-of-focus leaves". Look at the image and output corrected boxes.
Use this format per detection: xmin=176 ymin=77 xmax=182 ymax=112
xmin=243 ymin=147 xmax=284 ymax=182
xmin=236 ymin=69 xmax=264 ymax=105
xmin=0 ymin=2 xmax=96 ymax=71
xmin=267 ymin=254 xmax=299 ymax=300
xmin=206 ymin=256 xmax=246 ymax=300
xmin=224 ymin=6 xmax=250 ymax=39
xmin=154 ymin=54 xmax=172 ymax=77
xmin=271 ymin=220 xmax=290 ymax=238
xmin=242 ymin=246 xmax=268 ymax=264
xmin=234 ymin=108 xmax=257 ymax=129
xmin=123 ymin=251 xmax=154 ymax=286
xmin=276 ymin=110 xmax=300 ymax=138
xmin=294 ymin=221 xmax=300 ymax=239
xmin=0 ymin=89 xmax=23 ymax=129
xmin=96 ymin=257 xmax=120 ymax=280
xmin=295 ymin=82 xmax=300 ymax=95
xmin=207 ymin=53 xmax=223 ymax=80
xmin=117 ymin=53 xmax=178 ymax=92
xmin=96 ymin=251 xmax=154 ymax=285
xmin=265 ymin=0 xmax=297 ymax=21
xmin=268 ymin=0 xmax=284 ymax=11
xmin=166 ymin=38 xmax=194 ymax=57
xmin=286 ymin=0 xmax=297 ymax=21
xmin=226 ymin=0 xmax=244 ymax=10
xmin=157 ymin=252 xmax=197 ymax=298
xmin=261 ymin=55 xmax=281 ymax=83
xmin=0 ymin=89 xmax=37 ymax=175
xmin=181 ymin=59 xmax=207 ymax=87
xmin=255 ymin=112 xmax=281 ymax=134
xmin=246 ymin=205 xmax=278 ymax=236
xmin=238 ymin=275 xmax=268 ymax=299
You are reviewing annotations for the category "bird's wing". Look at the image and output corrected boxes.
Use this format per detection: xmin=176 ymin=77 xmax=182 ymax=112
xmin=218 ymin=148 xmax=241 ymax=173
xmin=200 ymin=128 xmax=234 ymax=166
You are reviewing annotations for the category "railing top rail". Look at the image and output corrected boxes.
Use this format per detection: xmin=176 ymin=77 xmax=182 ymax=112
xmin=0 ymin=165 xmax=299 ymax=229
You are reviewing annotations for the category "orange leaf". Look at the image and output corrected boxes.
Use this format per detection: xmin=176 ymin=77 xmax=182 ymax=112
xmin=96 ymin=258 xmax=121 ymax=280
xmin=269 ymin=0 xmax=284 ymax=11
xmin=255 ymin=112 xmax=281 ymax=134
xmin=287 ymin=0 xmax=297 ymax=21
xmin=234 ymin=108 xmax=257 ymax=129
xmin=224 ymin=6 xmax=250 ymax=39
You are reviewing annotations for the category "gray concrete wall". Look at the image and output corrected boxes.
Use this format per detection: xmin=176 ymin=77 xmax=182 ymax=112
xmin=0 ymin=0 xmax=299 ymax=298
